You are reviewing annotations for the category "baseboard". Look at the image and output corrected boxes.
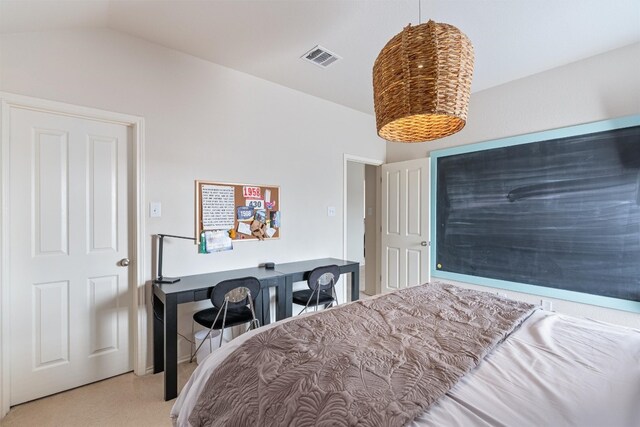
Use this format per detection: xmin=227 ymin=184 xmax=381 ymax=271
xmin=145 ymin=355 xmax=194 ymax=375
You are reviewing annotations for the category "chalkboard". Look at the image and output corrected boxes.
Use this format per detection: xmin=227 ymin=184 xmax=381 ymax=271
xmin=434 ymin=123 xmax=640 ymax=304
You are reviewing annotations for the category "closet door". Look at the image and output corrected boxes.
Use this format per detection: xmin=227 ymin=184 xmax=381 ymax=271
xmin=381 ymin=158 xmax=430 ymax=293
xmin=9 ymin=107 xmax=132 ymax=404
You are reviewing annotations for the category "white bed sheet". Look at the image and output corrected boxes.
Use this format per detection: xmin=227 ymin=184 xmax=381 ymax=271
xmin=172 ymin=308 xmax=640 ymax=427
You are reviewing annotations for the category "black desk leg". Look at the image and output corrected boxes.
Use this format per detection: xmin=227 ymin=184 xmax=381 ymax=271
xmin=164 ymin=294 xmax=178 ymax=401
xmin=275 ymin=278 xmax=287 ymax=321
xmin=258 ymin=288 xmax=267 ymax=326
xmin=351 ymin=267 xmax=360 ymax=302
xmin=284 ymin=276 xmax=293 ymax=319
xmin=152 ymin=292 xmax=164 ymax=374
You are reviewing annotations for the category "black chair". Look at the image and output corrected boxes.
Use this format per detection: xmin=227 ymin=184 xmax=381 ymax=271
xmin=190 ymin=277 xmax=261 ymax=362
xmin=292 ymin=265 xmax=340 ymax=315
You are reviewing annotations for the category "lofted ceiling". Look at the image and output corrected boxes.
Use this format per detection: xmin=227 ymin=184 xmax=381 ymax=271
xmin=1 ymin=0 xmax=639 ymax=115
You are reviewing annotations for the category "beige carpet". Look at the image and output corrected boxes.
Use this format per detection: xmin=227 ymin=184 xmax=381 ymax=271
xmin=1 ymin=363 xmax=197 ymax=426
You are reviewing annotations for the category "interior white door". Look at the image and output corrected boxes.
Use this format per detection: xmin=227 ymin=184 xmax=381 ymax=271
xmin=9 ymin=107 xmax=132 ymax=405
xmin=381 ymin=158 xmax=430 ymax=293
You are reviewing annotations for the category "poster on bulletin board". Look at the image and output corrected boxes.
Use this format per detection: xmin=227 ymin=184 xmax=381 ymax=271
xmin=195 ymin=180 xmax=281 ymax=243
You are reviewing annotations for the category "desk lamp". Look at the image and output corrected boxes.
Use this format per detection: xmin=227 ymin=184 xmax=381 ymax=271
xmin=154 ymin=234 xmax=196 ymax=284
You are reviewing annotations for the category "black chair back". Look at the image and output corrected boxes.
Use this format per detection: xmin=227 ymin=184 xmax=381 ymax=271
xmin=211 ymin=277 xmax=261 ymax=310
xmin=307 ymin=265 xmax=340 ymax=292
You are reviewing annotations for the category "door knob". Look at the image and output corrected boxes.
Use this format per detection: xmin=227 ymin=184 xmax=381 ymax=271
xmin=119 ymin=258 xmax=130 ymax=267
xmin=420 ymin=241 xmax=428 ymax=246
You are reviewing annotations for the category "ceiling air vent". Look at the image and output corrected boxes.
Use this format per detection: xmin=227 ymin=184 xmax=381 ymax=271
xmin=301 ymin=45 xmax=341 ymax=68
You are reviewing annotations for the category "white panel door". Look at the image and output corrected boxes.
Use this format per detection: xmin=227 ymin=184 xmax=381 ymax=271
xmin=381 ymin=158 xmax=430 ymax=293
xmin=9 ymin=108 xmax=132 ymax=404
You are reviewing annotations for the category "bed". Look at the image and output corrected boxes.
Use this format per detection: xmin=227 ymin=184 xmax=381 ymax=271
xmin=171 ymin=283 xmax=640 ymax=427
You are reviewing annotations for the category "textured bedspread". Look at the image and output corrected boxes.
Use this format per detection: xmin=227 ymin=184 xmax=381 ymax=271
xmin=188 ymin=283 xmax=536 ymax=427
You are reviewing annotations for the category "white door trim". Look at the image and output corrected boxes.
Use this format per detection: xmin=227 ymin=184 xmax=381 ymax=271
xmin=0 ymin=92 xmax=146 ymax=417
xmin=343 ymin=154 xmax=383 ymax=302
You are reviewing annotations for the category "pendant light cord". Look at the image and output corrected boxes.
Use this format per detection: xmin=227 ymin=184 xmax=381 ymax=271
xmin=418 ymin=0 xmax=422 ymax=24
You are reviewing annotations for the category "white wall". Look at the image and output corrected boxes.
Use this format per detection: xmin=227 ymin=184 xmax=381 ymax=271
xmin=346 ymin=161 xmax=365 ymax=264
xmin=0 ymin=28 xmax=385 ymax=365
xmin=387 ymin=43 xmax=640 ymax=328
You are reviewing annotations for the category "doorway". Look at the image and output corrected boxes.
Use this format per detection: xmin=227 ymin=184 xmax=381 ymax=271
xmin=344 ymin=155 xmax=382 ymax=298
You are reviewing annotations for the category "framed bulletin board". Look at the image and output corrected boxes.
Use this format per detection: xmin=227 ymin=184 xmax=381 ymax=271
xmin=195 ymin=180 xmax=281 ymax=242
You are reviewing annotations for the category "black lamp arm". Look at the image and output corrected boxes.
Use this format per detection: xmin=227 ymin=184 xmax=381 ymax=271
xmin=157 ymin=234 xmax=197 ymax=241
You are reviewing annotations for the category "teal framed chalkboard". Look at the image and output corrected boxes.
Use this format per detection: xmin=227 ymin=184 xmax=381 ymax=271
xmin=430 ymin=115 xmax=640 ymax=313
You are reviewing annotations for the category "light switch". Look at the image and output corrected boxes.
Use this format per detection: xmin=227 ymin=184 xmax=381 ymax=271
xmin=327 ymin=206 xmax=336 ymax=217
xmin=150 ymin=202 xmax=162 ymax=218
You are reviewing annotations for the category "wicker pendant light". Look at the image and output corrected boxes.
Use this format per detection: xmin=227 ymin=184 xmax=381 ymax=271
xmin=373 ymin=20 xmax=474 ymax=143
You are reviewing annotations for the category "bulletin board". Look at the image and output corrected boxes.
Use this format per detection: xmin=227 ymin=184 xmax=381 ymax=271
xmin=195 ymin=180 xmax=281 ymax=242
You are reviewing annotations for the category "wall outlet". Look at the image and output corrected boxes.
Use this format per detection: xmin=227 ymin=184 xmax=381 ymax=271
xmin=327 ymin=206 xmax=336 ymax=217
xmin=150 ymin=202 xmax=162 ymax=218
xmin=541 ymin=299 xmax=553 ymax=311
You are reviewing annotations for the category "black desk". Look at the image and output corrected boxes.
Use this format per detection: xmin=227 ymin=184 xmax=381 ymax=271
xmin=152 ymin=267 xmax=285 ymax=400
xmin=152 ymin=258 xmax=359 ymax=401
xmin=275 ymin=258 xmax=360 ymax=318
